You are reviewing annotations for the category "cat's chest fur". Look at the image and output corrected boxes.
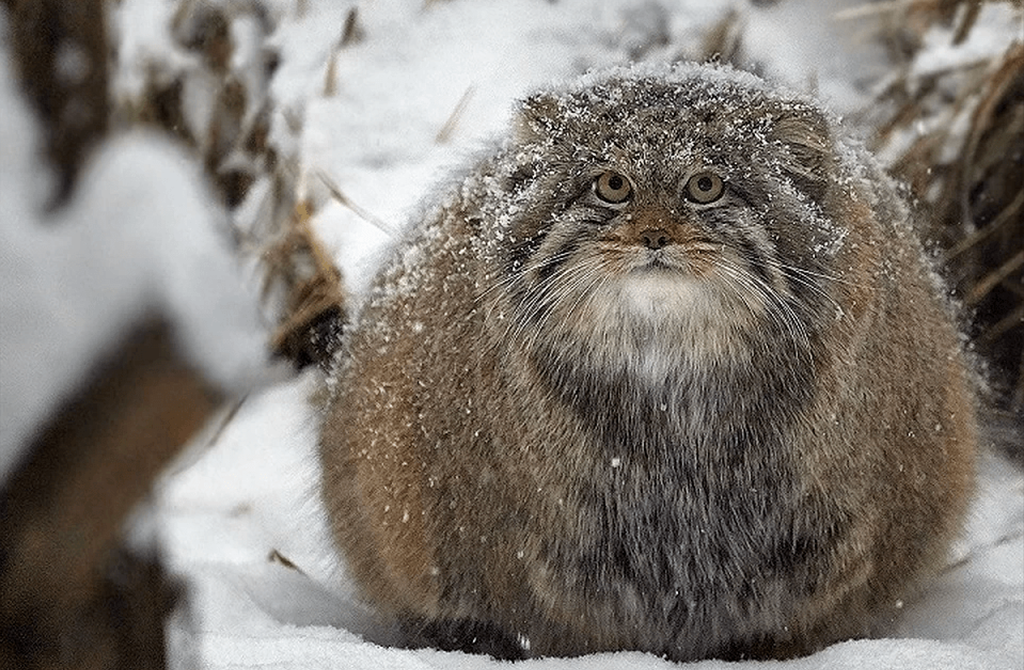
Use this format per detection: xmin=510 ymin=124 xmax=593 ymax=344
xmin=503 ymin=340 xmax=816 ymax=655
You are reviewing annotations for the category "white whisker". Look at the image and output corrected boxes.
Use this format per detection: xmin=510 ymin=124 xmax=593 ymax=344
xmin=713 ymin=258 xmax=813 ymax=355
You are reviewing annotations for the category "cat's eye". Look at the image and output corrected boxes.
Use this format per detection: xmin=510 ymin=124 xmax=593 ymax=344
xmin=594 ymin=170 xmax=633 ymax=204
xmin=684 ymin=171 xmax=725 ymax=204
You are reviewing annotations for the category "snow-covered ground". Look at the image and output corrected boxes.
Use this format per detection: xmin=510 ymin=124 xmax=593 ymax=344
xmin=2 ymin=1 xmax=1022 ymax=668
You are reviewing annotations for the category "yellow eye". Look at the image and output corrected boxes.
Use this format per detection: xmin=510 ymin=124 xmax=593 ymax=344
xmin=684 ymin=171 xmax=725 ymax=204
xmin=594 ymin=170 xmax=633 ymax=204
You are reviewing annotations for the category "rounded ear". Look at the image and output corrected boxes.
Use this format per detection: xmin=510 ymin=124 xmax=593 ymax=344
xmin=513 ymin=92 xmax=563 ymax=144
xmin=769 ymin=106 xmax=835 ymax=199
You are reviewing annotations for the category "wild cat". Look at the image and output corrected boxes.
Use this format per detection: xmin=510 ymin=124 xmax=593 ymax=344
xmin=318 ymin=62 xmax=977 ymax=661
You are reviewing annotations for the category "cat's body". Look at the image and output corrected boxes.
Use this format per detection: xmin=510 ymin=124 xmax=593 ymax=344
xmin=318 ymin=63 xmax=977 ymax=661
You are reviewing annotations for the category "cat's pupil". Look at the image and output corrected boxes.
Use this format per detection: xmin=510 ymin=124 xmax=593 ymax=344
xmin=609 ymin=175 xmax=623 ymax=190
xmin=697 ymin=176 xmax=713 ymax=192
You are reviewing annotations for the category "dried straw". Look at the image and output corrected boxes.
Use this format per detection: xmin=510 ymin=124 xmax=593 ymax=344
xmin=866 ymin=0 xmax=1023 ymax=419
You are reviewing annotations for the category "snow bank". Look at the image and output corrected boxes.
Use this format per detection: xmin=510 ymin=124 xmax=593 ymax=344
xmin=157 ymin=374 xmax=1022 ymax=670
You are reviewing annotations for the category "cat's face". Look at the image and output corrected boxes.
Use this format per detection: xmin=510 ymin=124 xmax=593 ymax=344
xmin=484 ymin=68 xmax=846 ymax=376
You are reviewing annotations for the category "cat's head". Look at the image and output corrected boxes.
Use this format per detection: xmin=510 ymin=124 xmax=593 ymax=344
xmin=483 ymin=64 xmax=849 ymax=376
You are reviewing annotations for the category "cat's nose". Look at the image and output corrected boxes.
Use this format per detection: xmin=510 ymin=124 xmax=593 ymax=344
xmin=640 ymin=228 xmax=672 ymax=250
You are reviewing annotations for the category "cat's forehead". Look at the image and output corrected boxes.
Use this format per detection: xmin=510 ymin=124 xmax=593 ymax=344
xmin=575 ymin=75 xmax=763 ymax=122
xmin=518 ymin=67 xmax=799 ymax=163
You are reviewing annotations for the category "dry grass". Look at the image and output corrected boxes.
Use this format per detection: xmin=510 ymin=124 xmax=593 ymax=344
xmin=865 ymin=0 xmax=1023 ymax=420
xmin=124 ymin=0 xmax=351 ymax=370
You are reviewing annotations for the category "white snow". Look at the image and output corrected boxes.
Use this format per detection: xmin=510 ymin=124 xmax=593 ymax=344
xmin=909 ymin=3 xmax=1024 ymax=79
xmin=2 ymin=0 xmax=1022 ymax=668
xmin=0 ymin=31 xmax=280 ymax=478
xmin=156 ymin=373 xmax=1023 ymax=670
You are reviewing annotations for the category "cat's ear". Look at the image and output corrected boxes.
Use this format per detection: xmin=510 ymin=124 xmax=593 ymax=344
xmin=513 ymin=92 xmax=563 ymax=144
xmin=769 ymin=105 xmax=835 ymax=199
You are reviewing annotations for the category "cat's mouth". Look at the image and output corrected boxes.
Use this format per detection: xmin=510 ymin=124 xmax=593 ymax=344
xmin=629 ymin=249 xmax=706 ymax=277
xmin=640 ymin=255 xmax=672 ymax=270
